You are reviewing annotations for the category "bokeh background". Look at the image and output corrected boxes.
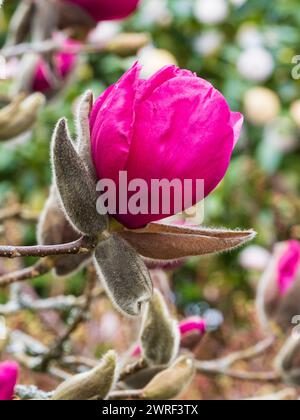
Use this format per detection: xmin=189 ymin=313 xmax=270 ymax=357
xmin=0 ymin=0 xmax=300 ymax=399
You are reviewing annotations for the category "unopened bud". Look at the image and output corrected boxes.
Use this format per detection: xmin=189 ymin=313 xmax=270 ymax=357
xmin=51 ymin=118 xmax=108 ymax=236
xmin=52 ymin=350 xmax=118 ymax=400
xmin=141 ymin=289 xmax=179 ymax=366
xmin=256 ymin=240 xmax=300 ymax=333
xmin=142 ymin=356 xmax=195 ymax=400
xmin=0 ymin=93 xmax=44 ymax=141
xmin=76 ymin=90 xmax=97 ymax=180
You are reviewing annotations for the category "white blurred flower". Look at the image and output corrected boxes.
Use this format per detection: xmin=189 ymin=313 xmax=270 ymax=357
xmin=194 ymin=0 xmax=229 ymax=25
xmin=88 ymin=22 xmax=121 ymax=45
xmin=141 ymin=0 xmax=172 ymax=26
xmin=239 ymin=246 xmax=271 ymax=271
xmin=244 ymin=87 xmax=281 ymax=126
xmin=99 ymin=312 xmax=120 ymax=341
xmin=3 ymin=58 xmax=19 ymax=79
xmin=290 ymin=100 xmax=300 ymax=128
xmin=236 ymin=24 xmax=264 ymax=48
xmin=237 ymin=47 xmax=275 ymax=82
xmin=193 ymin=30 xmax=224 ymax=56
xmin=138 ymin=47 xmax=178 ymax=78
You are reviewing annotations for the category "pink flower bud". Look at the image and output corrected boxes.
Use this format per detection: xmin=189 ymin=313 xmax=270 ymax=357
xmin=90 ymin=63 xmax=243 ymax=229
xmin=257 ymin=240 xmax=300 ymax=331
xmin=62 ymin=0 xmax=140 ymax=22
xmin=179 ymin=317 xmax=207 ymax=336
xmin=0 ymin=361 xmax=19 ymax=401
xmin=32 ymin=38 xmax=81 ymax=94
xmin=278 ymin=240 xmax=300 ymax=296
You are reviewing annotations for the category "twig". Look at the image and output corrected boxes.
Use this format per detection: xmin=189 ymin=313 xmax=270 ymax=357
xmin=61 ymin=355 xmax=98 ymax=369
xmin=245 ymin=388 xmax=297 ymax=401
xmin=109 ymin=389 xmax=143 ymax=400
xmin=37 ymin=275 xmax=95 ymax=371
xmin=1 ymin=33 xmax=149 ymax=59
xmin=0 ymin=235 xmax=96 ymax=258
xmin=196 ymin=361 xmax=280 ymax=382
xmin=15 ymin=385 xmax=144 ymax=401
xmin=119 ymin=358 xmax=148 ymax=382
xmin=15 ymin=385 xmax=53 ymax=401
xmin=196 ymin=337 xmax=279 ymax=383
xmin=212 ymin=336 xmax=275 ymax=369
xmin=0 ymin=293 xmax=86 ymax=315
xmin=8 ymin=330 xmax=72 ymax=382
xmin=0 ymin=258 xmax=54 ymax=287
xmin=48 ymin=366 xmax=72 ymax=381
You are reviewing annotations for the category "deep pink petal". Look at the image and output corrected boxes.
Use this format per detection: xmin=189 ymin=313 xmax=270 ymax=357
xmin=90 ymin=63 xmax=244 ymax=229
xmin=32 ymin=38 xmax=80 ymax=93
xmin=120 ymin=76 xmax=235 ymax=228
xmin=62 ymin=0 xmax=140 ymax=21
xmin=179 ymin=317 xmax=207 ymax=335
xmin=89 ymin=85 xmax=115 ymax=130
xmin=0 ymin=361 xmax=19 ymax=401
xmin=91 ymin=63 xmax=140 ymax=185
xmin=231 ymin=112 xmax=244 ymax=148
xmin=278 ymin=240 xmax=300 ymax=296
xmin=137 ymin=65 xmax=194 ymax=101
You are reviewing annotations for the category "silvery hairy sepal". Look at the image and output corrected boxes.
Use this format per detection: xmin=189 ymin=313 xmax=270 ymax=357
xmin=140 ymin=289 xmax=179 ymax=366
xmin=52 ymin=350 xmax=118 ymax=400
xmin=75 ymin=90 xmax=97 ymax=181
xmin=275 ymin=335 xmax=300 ymax=386
xmin=51 ymin=117 xmax=108 ymax=237
xmin=51 ymin=104 xmax=152 ymax=316
xmin=120 ymin=224 xmax=257 ymax=261
xmin=37 ymin=185 xmax=92 ymax=277
xmin=94 ymin=234 xmax=153 ymax=317
xmin=37 ymin=92 xmax=97 ymax=277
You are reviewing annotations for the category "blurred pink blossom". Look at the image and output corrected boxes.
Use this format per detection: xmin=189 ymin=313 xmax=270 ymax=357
xmin=0 ymin=361 xmax=19 ymax=401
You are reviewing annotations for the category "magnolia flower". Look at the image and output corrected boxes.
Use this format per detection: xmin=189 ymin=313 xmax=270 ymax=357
xmin=0 ymin=361 xmax=19 ymax=400
xmin=49 ymin=68 xmax=255 ymax=316
xmin=237 ymin=47 xmax=275 ymax=82
xmin=90 ymin=63 xmax=244 ymax=229
xmin=257 ymin=240 xmax=300 ymax=332
xmin=62 ymin=0 xmax=140 ymax=22
xmin=32 ymin=38 xmax=80 ymax=94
